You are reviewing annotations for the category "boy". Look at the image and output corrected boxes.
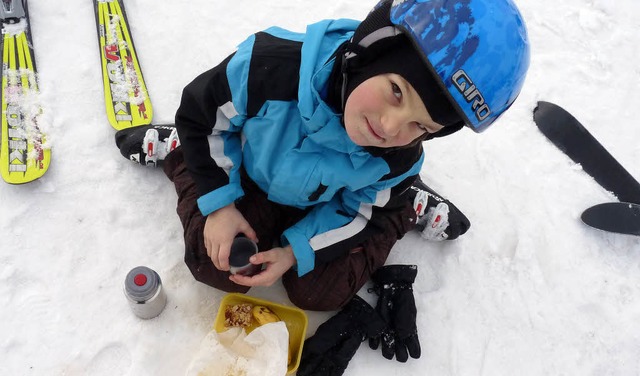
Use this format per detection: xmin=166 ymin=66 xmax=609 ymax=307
xmin=116 ymin=0 xmax=529 ymax=311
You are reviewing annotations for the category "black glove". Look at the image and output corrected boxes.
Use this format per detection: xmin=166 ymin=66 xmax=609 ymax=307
xmin=368 ymin=265 xmax=421 ymax=362
xmin=297 ymin=295 xmax=385 ymax=376
xmin=410 ymin=177 xmax=470 ymax=240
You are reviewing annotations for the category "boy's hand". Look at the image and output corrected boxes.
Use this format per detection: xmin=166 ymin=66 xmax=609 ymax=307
xmin=229 ymin=245 xmax=296 ymax=287
xmin=203 ymin=204 xmax=257 ymax=271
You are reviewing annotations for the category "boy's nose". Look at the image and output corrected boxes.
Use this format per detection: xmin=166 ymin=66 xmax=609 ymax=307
xmin=381 ymin=113 xmax=405 ymax=137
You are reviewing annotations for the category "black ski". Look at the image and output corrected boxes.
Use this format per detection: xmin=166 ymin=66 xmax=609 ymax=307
xmin=581 ymin=202 xmax=640 ymax=236
xmin=533 ymin=101 xmax=640 ymax=204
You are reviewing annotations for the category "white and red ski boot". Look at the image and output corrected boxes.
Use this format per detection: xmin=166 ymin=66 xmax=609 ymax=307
xmin=115 ymin=125 xmax=180 ymax=167
xmin=408 ymin=177 xmax=471 ymax=241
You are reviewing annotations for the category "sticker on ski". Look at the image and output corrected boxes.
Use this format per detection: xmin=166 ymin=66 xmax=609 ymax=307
xmin=0 ymin=0 xmax=50 ymax=184
xmin=94 ymin=0 xmax=152 ymax=130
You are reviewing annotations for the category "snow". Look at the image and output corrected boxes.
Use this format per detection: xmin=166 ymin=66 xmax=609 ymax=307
xmin=2 ymin=0 xmax=640 ymax=375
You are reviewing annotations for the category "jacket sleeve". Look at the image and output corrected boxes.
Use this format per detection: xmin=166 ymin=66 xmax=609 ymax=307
xmin=282 ymin=156 xmax=423 ymax=276
xmin=175 ymin=30 xmax=301 ymax=217
xmin=175 ymin=52 xmax=248 ymax=216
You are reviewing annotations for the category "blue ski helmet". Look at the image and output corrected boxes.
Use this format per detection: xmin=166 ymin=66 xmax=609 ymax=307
xmin=346 ymin=0 xmax=530 ymax=133
xmin=389 ymin=0 xmax=530 ymax=132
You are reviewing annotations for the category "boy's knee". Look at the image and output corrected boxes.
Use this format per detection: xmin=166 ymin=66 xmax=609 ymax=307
xmin=283 ymin=267 xmax=360 ymax=311
xmin=286 ymin=284 xmax=353 ymax=311
xmin=283 ymin=229 xmax=404 ymax=311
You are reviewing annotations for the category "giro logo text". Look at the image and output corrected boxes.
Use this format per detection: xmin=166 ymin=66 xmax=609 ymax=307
xmin=452 ymin=69 xmax=491 ymax=122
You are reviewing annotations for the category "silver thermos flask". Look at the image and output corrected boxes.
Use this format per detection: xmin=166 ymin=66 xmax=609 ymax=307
xmin=124 ymin=266 xmax=167 ymax=319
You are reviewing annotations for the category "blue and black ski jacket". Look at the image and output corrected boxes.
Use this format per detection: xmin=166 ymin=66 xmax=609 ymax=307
xmin=175 ymin=18 xmax=424 ymax=276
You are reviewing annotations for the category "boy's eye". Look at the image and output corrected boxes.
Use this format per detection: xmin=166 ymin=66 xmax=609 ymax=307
xmin=391 ymin=82 xmax=402 ymax=100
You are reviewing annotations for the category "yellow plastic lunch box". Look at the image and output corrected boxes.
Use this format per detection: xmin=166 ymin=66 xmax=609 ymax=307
xmin=214 ymin=293 xmax=308 ymax=375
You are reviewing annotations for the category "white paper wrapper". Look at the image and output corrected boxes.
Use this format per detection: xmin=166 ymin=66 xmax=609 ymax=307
xmin=186 ymin=321 xmax=289 ymax=376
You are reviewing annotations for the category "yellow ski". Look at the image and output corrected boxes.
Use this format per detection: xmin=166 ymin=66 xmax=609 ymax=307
xmin=0 ymin=0 xmax=50 ymax=184
xmin=94 ymin=0 xmax=152 ymax=130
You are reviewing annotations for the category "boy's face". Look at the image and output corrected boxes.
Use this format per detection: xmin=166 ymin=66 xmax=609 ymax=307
xmin=343 ymin=73 xmax=444 ymax=148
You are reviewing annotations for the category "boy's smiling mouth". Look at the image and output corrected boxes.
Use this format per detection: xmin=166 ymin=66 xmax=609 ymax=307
xmin=365 ymin=117 xmax=385 ymax=141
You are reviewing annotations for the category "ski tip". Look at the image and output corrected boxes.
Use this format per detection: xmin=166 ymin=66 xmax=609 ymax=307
xmin=1 ymin=163 xmax=51 ymax=185
xmin=533 ymin=101 xmax=565 ymax=126
xmin=533 ymin=101 xmax=556 ymax=131
xmin=581 ymin=202 xmax=640 ymax=236
xmin=1 ymin=144 xmax=51 ymax=185
xmin=532 ymin=100 xmax=587 ymax=139
xmin=0 ymin=135 xmax=50 ymax=185
xmin=533 ymin=100 xmax=554 ymax=113
xmin=533 ymin=100 xmax=555 ymax=113
xmin=533 ymin=101 xmax=581 ymax=126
